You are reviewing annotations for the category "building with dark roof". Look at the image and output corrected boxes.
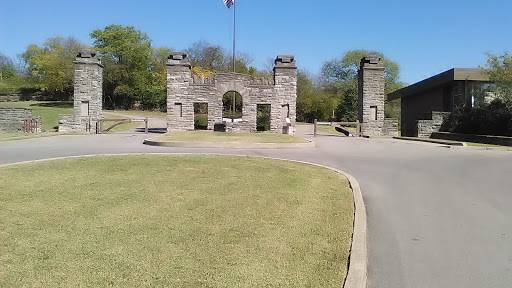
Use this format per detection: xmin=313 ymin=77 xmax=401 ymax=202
xmin=388 ymin=68 xmax=493 ymax=137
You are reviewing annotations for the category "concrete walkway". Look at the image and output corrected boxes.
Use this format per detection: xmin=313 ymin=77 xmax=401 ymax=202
xmin=1 ymin=125 xmax=511 ymax=288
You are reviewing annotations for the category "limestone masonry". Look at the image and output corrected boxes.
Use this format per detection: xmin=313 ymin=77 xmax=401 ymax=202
xmin=0 ymin=107 xmax=41 ymax=133
xmin=166 ymin=52 xmax=297 ymax=134
xmin=417 ymin=111 xmax=451 ymax=138
xmin=59 ymin=49 xmax=103 ymax=133
xmin=358 ymin=56 xmax=398 ymax=137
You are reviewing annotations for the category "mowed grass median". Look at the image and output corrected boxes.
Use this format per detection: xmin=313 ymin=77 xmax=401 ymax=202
xmin=0 ymin=155 xmax=354 ymax=287
xmin=152 ymin=131 xmax=308 ymax=143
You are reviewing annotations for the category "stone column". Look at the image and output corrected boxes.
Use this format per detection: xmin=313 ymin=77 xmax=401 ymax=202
xmin=273 ymin=55 xmax=297 ymax=134
xmin=72 ymin=49 xmax=103 ymax=133
xmin=166 ymin=52 xmax=192 ymax=132
xmin=358 ymin=56 xmax=385 ymax=137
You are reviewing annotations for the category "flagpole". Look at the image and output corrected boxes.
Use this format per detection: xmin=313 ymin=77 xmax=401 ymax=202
xmin=233 ymin=0 xmax=236 ymax=73
xmin=232 ymin=0 xmax=236 ymax=117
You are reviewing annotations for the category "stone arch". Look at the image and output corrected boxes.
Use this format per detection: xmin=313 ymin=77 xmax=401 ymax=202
xmin=166 ymin=52 xmax=297 ymax=134
xmin=221 ymin=90 xmax=244 ymax=120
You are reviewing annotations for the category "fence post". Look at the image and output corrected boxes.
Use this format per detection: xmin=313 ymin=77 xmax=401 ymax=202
xmin=145 ymin=117 xmax=148 ymax=134
xmin=314 ymin=119 xmax=317 ymax=137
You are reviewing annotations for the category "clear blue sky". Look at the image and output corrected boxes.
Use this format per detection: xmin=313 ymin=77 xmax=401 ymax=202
xmin=0 ymin=0 xmax=510 ymax=85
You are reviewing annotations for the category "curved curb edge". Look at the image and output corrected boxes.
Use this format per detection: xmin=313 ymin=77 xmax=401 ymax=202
xmin=0 ymin=153 xmax=366 ymax=288
xmin=340 ymin=170 xmax=367 ymax=288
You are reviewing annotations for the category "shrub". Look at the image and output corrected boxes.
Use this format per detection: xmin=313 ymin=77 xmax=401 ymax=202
xmin=194 ymin=113 xmax=208 ymax=130
xmin=442 ymin=98 xmax=512 ymax=137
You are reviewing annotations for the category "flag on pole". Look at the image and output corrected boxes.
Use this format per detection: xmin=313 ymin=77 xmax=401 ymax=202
xmin=223 ymin=0 xmax=234 ymax=8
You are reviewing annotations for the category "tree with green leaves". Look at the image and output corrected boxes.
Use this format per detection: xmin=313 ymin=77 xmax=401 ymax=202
xmin=185 ymin=41 xmax=258 ymax=75
xmin=0 ymin=53 xmax=16 ymax=80
xmin=186 ymin=41 xmax=228 ymax=72
xmin=483 ymin=51 xmax=512 ymax=102
xmin=296 ymin=70 xmax=338 ymax=122
xmin=21 ymin=37 xmax=86 ymax=98
xmin=145 ymin=46 xmax=172 ymax=110
xmin=321 ymin=50 xmax=403 ymax=121
xmin=90 ymin=24 xmax=153 ymax=109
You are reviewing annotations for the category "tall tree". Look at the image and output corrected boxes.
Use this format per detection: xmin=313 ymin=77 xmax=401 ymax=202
xmin=186 ymin=41 xmax=228 ymax=73
xmin=21 ymin=37 xmax=86 ymax=98
xmin=90 ymin=24 xmax=153 ymax=109
xmin=0 ymin=53 xmax=16 ymax=79
xmin=146 ymin=46 xmax=172 ymax=110
xmin=321 ymin=50 xmax=403 ymax=121
xmin=484 ymin=51 xmax=512 ymax=102
xmin=296 ymin=70 xmax=338 ymax=122
xmin=185 ymin=41 xmax=256 ymax=75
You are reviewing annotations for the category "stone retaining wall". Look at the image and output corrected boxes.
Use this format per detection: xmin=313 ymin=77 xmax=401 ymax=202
xmin=383 ymin=118 xmax=399 ymax=137
xmin=417 ymin=111 xmax=451 ymax=138
xmin=0 ymin=107 xmax=42 ymax=133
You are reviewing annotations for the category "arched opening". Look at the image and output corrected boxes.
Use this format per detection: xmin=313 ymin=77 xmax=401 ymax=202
xmin=222 ymin=91 xmax=243 ymax=122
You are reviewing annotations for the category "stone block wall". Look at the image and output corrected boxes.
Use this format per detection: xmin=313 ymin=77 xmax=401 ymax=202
xmin=58 ymin=114 xmax=78 ymax=132
xmin=417 ymin=111 xmax=451 ymax=138
xmin=383 ymin=118 xmax=399 ymax=137
xmin=225 ymin=121 xmax=253 ymax=133
xmin=0 ymin=107 xmax=42 ymax=133
xmin=358 ymin=56 xmax=385 ymax=136
xmin=59 ymin=49 xmax=103 ymax=133
xmin=166 ymin=52 xmax=297 ymax=134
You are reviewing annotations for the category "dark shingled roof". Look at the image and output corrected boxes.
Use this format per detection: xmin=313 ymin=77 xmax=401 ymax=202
xmin=388 ymin=68 xmax=490 ymax=101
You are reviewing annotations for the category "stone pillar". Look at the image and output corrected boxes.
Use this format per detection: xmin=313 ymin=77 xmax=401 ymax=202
xmin=358 ymin=56 xmax=385 ymax=137
xmin=273 ymin=55 xmax=297 ymax=134
xmin=166 ymin=52 xmax=192 ymax=132
xmin=73 ymin=49 xmax=103 ymax=133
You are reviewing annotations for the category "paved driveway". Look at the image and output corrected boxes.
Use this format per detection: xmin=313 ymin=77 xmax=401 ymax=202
xmin=1 ymin=126 xmax=511 ymax=288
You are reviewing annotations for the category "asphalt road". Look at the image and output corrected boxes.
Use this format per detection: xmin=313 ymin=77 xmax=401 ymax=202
xmin=1 ymin=125 xmax=511 ymax=288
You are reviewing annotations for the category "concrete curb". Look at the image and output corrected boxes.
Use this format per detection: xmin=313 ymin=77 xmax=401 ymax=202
xmin=0 ymin=153 xmax=367 ymax=288
xmin=393 ymin=136 xmax=466 ymax=146
xmin=449 ymin=145 xmax=512 ymax=152
xmin=272 ymin=158 xmax=367 ymax=288
xmin=340 ymin=171 xmax=367 ymax=288
xmin=143 ymin=138 xmax=315 ymax=149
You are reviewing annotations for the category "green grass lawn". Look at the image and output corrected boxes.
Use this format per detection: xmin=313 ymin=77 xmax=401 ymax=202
xmin=0 ymin=102 xmax=144 ymax=134
xmin=102 ymin=113 xmax=143 ymax=133
xmin=110 ymin=110 xmax=166 ymax=119
xmin=0 ymin=155 xmax=354 ymax=287
xmin=0 ymin=101 xmax=72 ymax=132
xmin=153 ymin=131 xmax=308 ymax=143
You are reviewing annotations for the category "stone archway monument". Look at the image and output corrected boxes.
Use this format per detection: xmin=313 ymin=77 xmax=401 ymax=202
xmin=166 ymin=52 xmax=297 ymax=134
